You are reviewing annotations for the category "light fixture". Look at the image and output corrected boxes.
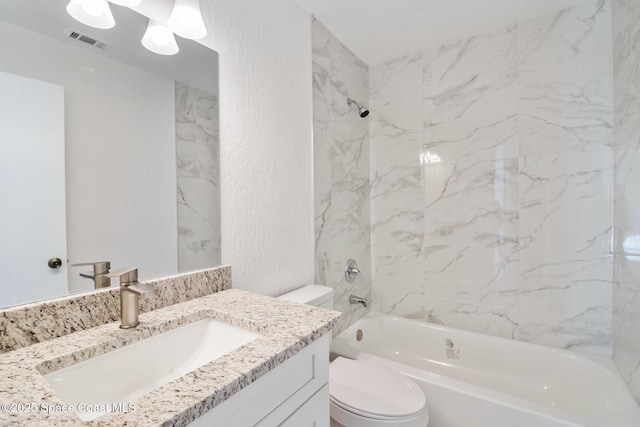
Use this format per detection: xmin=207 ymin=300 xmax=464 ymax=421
xmin=167 ymin=0 xmax=207 ymax=40
xmin=142 ymin=20 xmax=179 ymax=56
xmin=66 ymin=0 xmax=115 ymax=29
xmin=108 ymin=0 xmax=142 ymax=6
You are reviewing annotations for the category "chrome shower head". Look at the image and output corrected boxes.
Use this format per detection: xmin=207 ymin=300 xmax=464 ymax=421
xmin=347 ymin=97 xmax=369 ymax=118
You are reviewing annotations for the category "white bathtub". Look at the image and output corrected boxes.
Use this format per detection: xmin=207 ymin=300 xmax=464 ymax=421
xmin=331 ymin=312 xmax=640 ymax=427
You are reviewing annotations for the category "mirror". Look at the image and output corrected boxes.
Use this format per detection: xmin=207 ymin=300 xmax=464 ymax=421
xmin=0 ymin=0 xmax=220 ymax=308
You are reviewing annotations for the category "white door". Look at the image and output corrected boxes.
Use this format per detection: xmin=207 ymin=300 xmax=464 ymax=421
xmin=0 ymin=71 xmax=67 ymax=307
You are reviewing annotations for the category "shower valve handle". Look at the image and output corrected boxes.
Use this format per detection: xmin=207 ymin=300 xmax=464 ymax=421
xmin=345 ymin=259 xmax=360 ymax=283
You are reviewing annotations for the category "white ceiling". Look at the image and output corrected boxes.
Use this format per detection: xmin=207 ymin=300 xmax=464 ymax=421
xmin=296 ymin=0 xmax=587 ymax=65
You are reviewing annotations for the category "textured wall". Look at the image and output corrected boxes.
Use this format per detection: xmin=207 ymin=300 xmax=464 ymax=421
xmin=613 ymin=0 xmax=640 ymax=403
xmin=176 ymin=82 xmax=221 ymax=272
xmin=313 ymin=20 xmax=370 ymax=331
xmin=195 ymin=0 xmax=315 ymax=295
xmin=370 ymin=0 xmax=614 ymax=356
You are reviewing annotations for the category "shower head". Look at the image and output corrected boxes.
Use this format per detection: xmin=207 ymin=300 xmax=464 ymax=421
xmin=347 ymin=97 xmax=369 ymax=118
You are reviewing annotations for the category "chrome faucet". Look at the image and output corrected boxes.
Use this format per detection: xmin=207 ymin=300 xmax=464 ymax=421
xmin=72 ymin=261 xmax=111 ymax=288
xmin=349 ymin=295 xmax=370 ymax=308
xmin=106 ymin=267 xmax=155 ymax=329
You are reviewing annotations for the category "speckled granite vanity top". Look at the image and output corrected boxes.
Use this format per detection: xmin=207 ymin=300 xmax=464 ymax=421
xmin=0 ymin=289 xmax=342 ymax=426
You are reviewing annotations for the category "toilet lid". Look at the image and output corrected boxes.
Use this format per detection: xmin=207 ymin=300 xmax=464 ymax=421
xmin=329 ymin=357 xmax=426 ymax=419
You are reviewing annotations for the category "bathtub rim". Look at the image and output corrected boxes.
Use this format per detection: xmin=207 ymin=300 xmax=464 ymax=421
xmin=331 ymin=311 xmax=640 ymax=427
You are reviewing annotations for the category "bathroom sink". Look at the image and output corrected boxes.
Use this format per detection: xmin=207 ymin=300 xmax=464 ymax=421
xmin=43 ymin=319 xmax=262 ymax=421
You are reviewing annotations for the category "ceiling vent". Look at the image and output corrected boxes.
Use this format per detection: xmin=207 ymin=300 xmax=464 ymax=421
xmin=66 ymin=30 xmax=108 ymax=50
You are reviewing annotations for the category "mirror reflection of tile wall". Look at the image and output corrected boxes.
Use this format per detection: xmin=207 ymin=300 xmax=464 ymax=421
xmin=176 ymin=83 xmax=221 ymax=272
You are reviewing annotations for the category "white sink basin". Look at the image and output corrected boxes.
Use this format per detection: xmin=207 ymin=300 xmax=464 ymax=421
xmin=43 ymin=319 xmax=262 ymax=421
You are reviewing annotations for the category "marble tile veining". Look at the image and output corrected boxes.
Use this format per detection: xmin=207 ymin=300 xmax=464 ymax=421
xmin=423 ymin=25 xmax=519 ymax=163
xmin=517 ymin=0 xmax=612 ymax=65
xmin=422 ymin=158 xmax=520 ymax=338
xmin=518 ymin=257 xmax=613 ymax=357
xmin=518 ymin=46 xmax=614 ymax=156
xmin=369 ymin=51 xmax=424 ymax=316
xmin=370 ymin=0 xmax=614 ymax=357
xmin=613 ymin=256 xmax=640 ymax=401
xmin=612 ymin=0 xmax=640 ymax=403
xmin=0 ymin=289 xmax=342 ymax=426
xmin=176 ymin=82 xmax=221 ymax=272
xmin=313 ymin=19 xmax=371 ymax=333
xmin=518 ymin=151 xmax=613 ymax=357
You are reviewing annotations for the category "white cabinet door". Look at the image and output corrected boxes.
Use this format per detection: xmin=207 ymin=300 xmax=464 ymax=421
xmin=189 ymin=334 xmax=330 ymax=427
xmin=279 ymin=384 xmax=329 ymax=427
xmin=0 ymin=71 xmax=67 ymax=307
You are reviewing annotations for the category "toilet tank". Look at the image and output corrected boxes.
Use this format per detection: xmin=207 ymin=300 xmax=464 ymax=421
xmin=278 ymin=285 xmax=334 ymax=310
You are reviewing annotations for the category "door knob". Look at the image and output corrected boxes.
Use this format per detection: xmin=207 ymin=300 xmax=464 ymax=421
xmin=48 ymin=257 xmax=63 ymax=269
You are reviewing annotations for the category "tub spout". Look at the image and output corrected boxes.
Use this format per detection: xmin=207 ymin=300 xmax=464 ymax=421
xmin=349 ymin=295 xmax=369 ymax=308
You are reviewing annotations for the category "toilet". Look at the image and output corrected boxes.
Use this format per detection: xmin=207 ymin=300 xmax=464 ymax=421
xmin=278 ymin=285 xmax=429 ymax=427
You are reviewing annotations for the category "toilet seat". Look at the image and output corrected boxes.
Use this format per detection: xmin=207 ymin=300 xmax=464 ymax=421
xmin=329 ymin=357 xmax=426 ymax=421
xmin=330 ymin=397 xmax=424 ymax=421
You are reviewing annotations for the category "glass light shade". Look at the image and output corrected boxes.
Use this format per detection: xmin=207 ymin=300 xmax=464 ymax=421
xmin=167 ymin=0 xmax=207 ymax=40
xmin=66 ymin=0 xmax=115 ymax=29
xmin=141 ymin=20 xmax=179 ymax=56
xmin=108 ymin=0 xmax=142 ymax=6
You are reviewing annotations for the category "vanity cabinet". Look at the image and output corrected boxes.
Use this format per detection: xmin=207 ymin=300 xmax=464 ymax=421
xmin=277 ymin=384 xmax=329 ymax=427
xmin=189 ymin=333 xmax=330 ymax=427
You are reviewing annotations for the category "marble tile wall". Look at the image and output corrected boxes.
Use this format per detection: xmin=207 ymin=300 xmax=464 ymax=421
xmin=370 ymin=0 xmax=614 ymax=356
xmin=612 ymin=0 xmax=640 ymax=403
xmin=313 ymin=19 xmax=371 ymax=333
xmin=176 ymin=82 xmax=221 ymax=271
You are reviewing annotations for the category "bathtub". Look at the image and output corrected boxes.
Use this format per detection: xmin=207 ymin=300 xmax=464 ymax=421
xmin=331 ymin=312 xmax=640 ymax=427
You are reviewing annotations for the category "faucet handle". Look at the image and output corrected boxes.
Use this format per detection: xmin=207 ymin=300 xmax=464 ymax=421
xmin=123 ymin=282 xmax=155 ymax=296
xmin=71 ymin=261 xmax=111 ymax=274
xmin=107 ymin=267 xmax=138 ymax=284
xmin=345 ymin=259 xmax=360 ymax=283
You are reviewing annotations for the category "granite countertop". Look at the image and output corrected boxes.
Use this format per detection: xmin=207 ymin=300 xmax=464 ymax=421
xmin=0 ymin=289 xmax=342 ymax=426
